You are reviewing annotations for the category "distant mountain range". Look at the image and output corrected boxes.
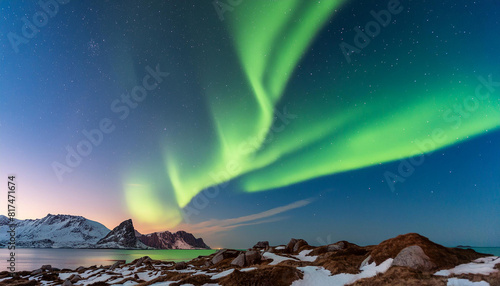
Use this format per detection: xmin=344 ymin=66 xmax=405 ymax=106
xmin=0 ymin=214 xmax=210 ymax=249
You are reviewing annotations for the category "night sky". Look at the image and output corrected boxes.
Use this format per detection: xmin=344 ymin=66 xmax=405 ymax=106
xmin=1 ymin=0 xmax=499 ymax=249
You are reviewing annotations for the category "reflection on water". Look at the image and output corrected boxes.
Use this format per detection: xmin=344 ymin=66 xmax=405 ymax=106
xmin=2 ymin=248 xmax=217 ymax=272
xmin=3 ymin=248 xmax=498 ymax=272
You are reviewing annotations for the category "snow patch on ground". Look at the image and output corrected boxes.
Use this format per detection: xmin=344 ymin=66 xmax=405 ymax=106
xmin=293 ymin=249 xmax=317 ymax=262
xmin=137 ymin=270 xmax=163 ymax=281
xmin=80 ymin=273 xmax=113 ymax=286
xmin=241 ymin=267 xmax=257 ymax=272
xmin=263 ymin=252 xmax=297 ymax=265
xmin=149 ymin=282 xmax=179 ymax=286
xmin=275 ymin=246 xmax=285 ymax=250
xmin=291 ymin=258 xmax=394 ymax=286
xmin=435 ymin=256 xmax=500 ymax=276
xmin=58 ymin=272 xmax=76 ymax=280
xmin=447 ymin=278 xmax=490 ymax=286
xmin=211 ymin=268 xmax=234 ymax=279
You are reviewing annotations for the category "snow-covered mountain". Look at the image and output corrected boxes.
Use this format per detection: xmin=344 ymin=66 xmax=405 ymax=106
xmin=96 ymin=219 xmax=150 ymax=249
xmin=0 ymin=214 xmax=210 ymax=249
xmin=137 ymin=230 xmax=210 ymax=249
xmin=0 ymin=214 xmax=110 ymax=248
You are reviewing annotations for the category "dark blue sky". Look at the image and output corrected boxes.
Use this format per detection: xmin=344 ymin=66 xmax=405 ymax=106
xmin=0 ymin=0 xmax=499 ymax=248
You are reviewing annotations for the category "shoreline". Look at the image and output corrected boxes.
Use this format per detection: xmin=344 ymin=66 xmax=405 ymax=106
xmin=0 ymin=233 xmax=499 ymax=286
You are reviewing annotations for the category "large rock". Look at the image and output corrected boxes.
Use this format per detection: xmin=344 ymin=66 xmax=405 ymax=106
xmin=175 ymin=261 xmax=187 ymax=270
xmin=368 ymin=233 xmax=485 ymax=270
xmin=231 ymin=253 xmax=246 ymax=267
xmin=286 ymin=238 xmax=298 ymax=253
xmin=62 ymin=280 xmax=73 ymax=286
xmin=135 ymin=257 xmax=145 ymax=267
xmin=41 ymin=264 xmax=52 ymax=271
xmin=212 ymin=249 xmax=227 ymax=265
xmin=392 ymin=245 xmax=437 ymax=271
xmin=253 ymin=241 xmax=269 ymax=249
xmin=109 ymin=260 xmax=125 ymax=271
xmin=327 ymin=241 xmax=345 ymax=252
xmin=245 ymin=250 xmax=262 ymax=265
xmin=211 ymin=249 xmax=240 ymax=265
xmin=70 ymin=274 xmax=82 ymax=283
xmin=293 ymin=239 xmax=308 ymax=253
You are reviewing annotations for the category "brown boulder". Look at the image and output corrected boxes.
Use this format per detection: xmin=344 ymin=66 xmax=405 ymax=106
xmin=218 ymin=265 xmax=303 ymax=286
xmin=109 ymin=260 xmax=125 ymax=271
xmin=327 ymin=241 xmax=346 ymax=252
xmin=212 ymin=249 xmax=240 ymax=265
xmin=253 ymin=241 xmax=270 ymax=249
xmin=135 ymin=257 xmax=145 ymax=267
xmin=70 ymin=274 xmax=82 ymax=283
xmin=245 ymin=250 xmax=262 ymax=265
xmin=231 ymin=253 xmax=246 ymax=267
xmin=175 ymin=261 xmax=187 ymax=270
xmin=293 ymin=239 xmax=309 ymax=253
xmin=286 ymin=238 xmax=298 ymax=253
xmin=41 ymin=265 xmax=52 ymax=271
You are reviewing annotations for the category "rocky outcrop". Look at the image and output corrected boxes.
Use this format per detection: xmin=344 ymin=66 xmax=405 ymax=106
xmin=231 ymin=253 xmax=246 ymax=267
xmin=211 ymin=249 xmax=240 ymax=265
xmin=253 ymin=241 xmax=269 ymax=249
xmin=286 ymin=238 xmax=309 ymax=253
xmin=392 ymin=245 xmax=437 ymax=271
xmin=175 ymin=261 xmax=187 ymax=270
xmin=368 ymin=233 xmax=485 ymax=269
xmin=245 ymin=250 xmax=262 ymax=265
xmin=4 ymin=233 xmax=497 ymax=286
xmin=327 ymin=241 xmax=346 ymax=252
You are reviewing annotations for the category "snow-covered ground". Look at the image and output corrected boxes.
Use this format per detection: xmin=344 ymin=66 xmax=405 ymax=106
xmin=291 ymin=258 xmax=394 ymax=286
xmin=435 ymin=256 xmax=500 ymax=276
xmin=293 ymin=249 xmax=317 ymax=262
xmin=262 ymin=252 xmax=297 ymax=265
xmin=446 ymin=278 xmax=490 ymax=286
xmin=12 ymin=249 xmax=500 ymax=286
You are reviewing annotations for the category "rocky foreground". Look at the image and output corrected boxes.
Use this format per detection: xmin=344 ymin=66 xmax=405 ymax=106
xmin=0 ymin=233 xmax=499 ymax=286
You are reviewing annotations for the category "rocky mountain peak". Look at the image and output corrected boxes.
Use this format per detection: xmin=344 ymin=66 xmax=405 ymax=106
xmin=96 ymin=219 xmax=149 ymax=249
xmin=137 ymin=230 xmax=210 ymax=249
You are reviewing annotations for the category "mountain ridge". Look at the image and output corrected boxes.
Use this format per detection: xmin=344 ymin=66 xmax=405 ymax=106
xmin=0 ymin=214 xmax=210 ymax=249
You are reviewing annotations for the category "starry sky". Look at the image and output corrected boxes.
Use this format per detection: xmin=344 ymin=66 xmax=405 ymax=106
xmin=1 ymin=0 xmax=499 ymax=249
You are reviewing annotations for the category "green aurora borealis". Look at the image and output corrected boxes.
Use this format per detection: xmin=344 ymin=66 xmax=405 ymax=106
xmin=123 ymin=1 xmax=500 ymax=228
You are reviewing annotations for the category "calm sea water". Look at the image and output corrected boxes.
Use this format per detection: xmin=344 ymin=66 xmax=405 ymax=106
xmin=1 ymin=248 xmax=217 ymax=272
xmin=470 ymin=247 xmax=500 ymax=257
xmin=1 ymin=248 xmax=498 ymax=272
